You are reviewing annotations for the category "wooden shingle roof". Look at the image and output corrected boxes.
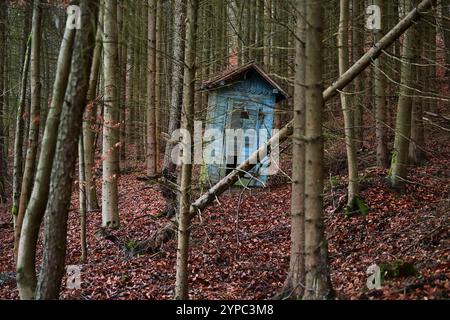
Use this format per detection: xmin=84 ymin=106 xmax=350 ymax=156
xmin=201 ymin=62 xmax=289 ymax=101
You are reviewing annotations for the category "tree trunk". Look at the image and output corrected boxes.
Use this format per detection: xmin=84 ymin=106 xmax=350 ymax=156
xmin=442 ymin=0 xmax=450 ymax=76
xmin=79 ymin=131 xmax=88 ymax=263
xmin=35 ymin=0 xmax=98 ymax=299
xmin=162 ymin=0 xmax=185 ymax=174
xmin=389 ymin=0 xmax=420 ymax=189
xmin=280 ymin=0 xmax=305 ymax=300
xmin=374 ymin=0 xmax=389 ymax=168
xmin=14 ymin=0 xmax=43 ymax=260
xmin=302 ymin=0 xmax=332 ymax=300
xmin=352 ymin=0 xmax=364 ymax=150
xmin=83 ymin=7 xmax=103 ymax=212
xmin=155 ymin=0 xmax=162 ymax=172
xmin=16 ymin=21 xmax=76 ymax=300
xmin=102 ymin=0 xmax=120 ymax=228
xmin=12 ymin=37 xmax=31 ymax=226
xmin=409 ymin=21 xmax=426 ymax=165
xmin=147 ymin=0 xmax=157 ymax=176
xmin=0 ymin=1 xmax=6 ymax=203
xmin=174 ymin=0 xmax=198 ymax=300
xmin=338 ymin=0 xmax=363 ymax=214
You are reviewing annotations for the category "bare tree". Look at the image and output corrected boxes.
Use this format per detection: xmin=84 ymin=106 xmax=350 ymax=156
xmin=102 ymin=0 xmax=120 ymax=228
xmin=35 ymin=0 xmax=99 ymax=299
xmin=175 ymin=0 xmax=198 ymax=300
xmin=303 ymin=0 xmax=332 ymax=300
xmin=16 ymin=16 xmax=76 ymax=300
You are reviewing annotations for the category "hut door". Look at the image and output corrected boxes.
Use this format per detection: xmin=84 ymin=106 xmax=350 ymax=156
xmin=225 ymin=104 xmax=243 ymax=175
xmin=226 ymin=101 xmax=261 ymax=175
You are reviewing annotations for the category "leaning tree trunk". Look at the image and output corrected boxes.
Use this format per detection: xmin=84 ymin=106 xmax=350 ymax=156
xmin=302 ymin=0 xmax=332 ymax=300
xmin=102 ymin=0 xmax=120 ymax=228
xmin=14 ymin=0 xmax=42 ymax=260
xmin=280 ymin=0 xmax=306 ymax=300
xmin=16 ymin=21 xmax=76 ymax=300
xmin=35 ymin=0 xmax=98 ymax=299
xmin=389 ymin=0 xmax=420 ymax=189
xmin=174 ymin=0 xmax=198 ymax=300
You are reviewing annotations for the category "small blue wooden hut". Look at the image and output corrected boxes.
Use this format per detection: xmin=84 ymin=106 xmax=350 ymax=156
xmin=201 ymin=63 xmax=289 ymax=187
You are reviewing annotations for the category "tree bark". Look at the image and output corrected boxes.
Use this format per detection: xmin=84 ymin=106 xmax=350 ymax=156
xmin=102 ymin=0 xmax=120 ymax=228
xmin=374 ymin=0 xmax=389 ymax=168
xmin=302 ymin=0 xmax=332 ymax=300
xmin=79 ymin=130 xmax=88 ymax=263
xmin=280 ymin=0 xmax=305 ymax=300
xmin=155 ymin=0 xmax=162 ymax=172
xmin=162 ymin=0 xmax=185 ymax=174
xmin=0 ymin=1 xmax=6 ymax=203
xmin=35 ymin=0 xmax=98 ymax=299
xmin=352 ymin=0 xmax=364 ymax=150
xmin=442 ymin=0 xmax=450 ymax=75
xmin=389 ymin=0 xmax=420 ymax=189
xmin=174 ymin=0 xmax=198 ymax=300
xmin=83 ymin=7 xmax=103 ymax=212
xmin=147 ymin=0 xmax=157 ymax=176
xmin=338 ymin=0 xmax=362 ymax=213
xmin=12 ymin=37 xmax=31 ymax=226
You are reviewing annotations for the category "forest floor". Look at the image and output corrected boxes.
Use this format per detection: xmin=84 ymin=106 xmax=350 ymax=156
xmin=0 ymin=118 xmax=449 ymax=300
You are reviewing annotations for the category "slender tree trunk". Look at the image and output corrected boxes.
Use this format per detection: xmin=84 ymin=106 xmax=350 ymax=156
xmin=102 ymin=0 xmax=120 ymax=228
xmin=338 ymin=0 xmax=362 ymax=213
xmin=389 ymin=0 xmax=419 ymax=189
xmin=409 ymin=22 xmax=426 ymax=165
xmin=147 ymin=0 xmax=157 ymax=176
xmin=125 ymin=32 xmax=133 ymax=164
xmin=374 ymin=0 xmax=389 ymax=168
xmin=155 ymin=0 xmax=162 ymax=171
xmin=16 ymin=22 xmax=76 ymax=300
xmin=79 ymin=131 xmax=88 ymax=263
xmin=12 ymin=38 xmax=31 ymax=225
xmin=281 ymin=0 xmax=305 ymax=300
xmin=162 ymin=0 xmax=185 ymax=174
xmin=175 ymin=0 xmax=198 ymax=300
xmin=352 ymin=0 xmax=364 ymax=150
xmin=14 ymin=0 xmax=43 ymax=260
xmin=0 ymin=1 xmax=6 ymax=203
xmin=83 ymin=8 xmax=102 ymax=212
xmin=263 ymin=0 xmax=272 ymax=70
xmin=118 ymin=0 xmax=127 ymax=163
xmin=303 ymin=0 xmax=332 ymax=300
xmin=442 ymin=0 xmax=450 ymax=76
xmin=35 ymin=0 xmax=98 ymax=299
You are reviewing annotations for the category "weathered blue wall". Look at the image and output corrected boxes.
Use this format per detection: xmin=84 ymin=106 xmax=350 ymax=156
xmin=205 ymin=71 xmax=276 ymax=187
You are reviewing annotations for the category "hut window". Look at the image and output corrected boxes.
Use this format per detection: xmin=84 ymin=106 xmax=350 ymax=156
xmin=240 ymin=110 xmax=249 ymax=119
